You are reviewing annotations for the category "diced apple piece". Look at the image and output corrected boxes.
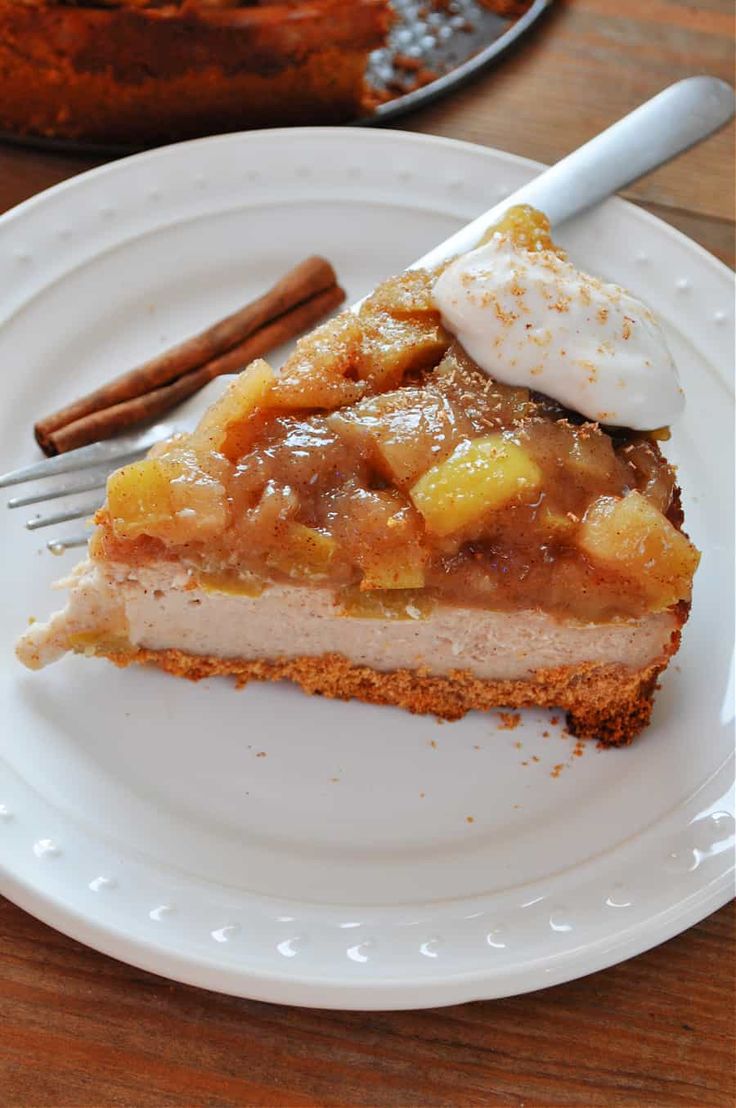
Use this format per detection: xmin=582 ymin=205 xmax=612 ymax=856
xmin=191 ymin=359 xmax=275 ymax=461
xmin=359 ymin=269 xmax=440 ymax=319
xmin=434 ymin=343 xmax=536 ymax=426
xmin=369 ymin=394 xmax=470 ymax=488
xmin=410 ymin=434 xmax=542 ymax=537
xmin=338 ymin=587 xmax=433 ymax=621
xmin=107 ymin=458 xmax=173 ymax=540
xmin=357 ymin=313 xmax=450 ymax=391
xmin=249 ymin=479 xmax=298 ymax=536
xmin=565 ymin=432 xmax=618 ymax=484
xmin=578 ymin=491 xmax=700 ymax=609
xmin=107 ymin=450 xmax=226 ymax=543
xmin=197 ymin=571 xmax=264 ymax=598
xmin=329 ymin=486 xmax=428 ymax=589
xmin=147 ymin=434 xmax=182 ymax=460
xmin=359 ymin=549 xmax=426 ymax=591
xmin=370 ymin=405 xmax=450 ymax=487
xmin=66 ymin=630 xmax=132 ymax=656
xmin=270 ymin=314 xmax=365 ymax=410
xmin=619 ymin=438 xmax=676 ymax=515
xmin=479 ymin=204 xmax=559 ymax=255
xmin=329 ymin=386 xmax=468 ymax=489
xmin=267 ymin=522 xmax=337 ymax=580
xmin=166 ymin=457 xmax=228 ymax=537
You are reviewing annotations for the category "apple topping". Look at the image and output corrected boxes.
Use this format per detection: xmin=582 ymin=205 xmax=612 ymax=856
xmin=578 ymin=492 xmax=699 ymax=609
xmin=410 ymin=434 xmax=542 ymax=538
xmin=107 ymin=448 xmax=227 ymax=543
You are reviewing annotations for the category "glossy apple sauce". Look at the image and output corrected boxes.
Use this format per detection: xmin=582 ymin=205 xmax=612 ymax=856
xmin=96 ymin=265 xmax=699 ymax=623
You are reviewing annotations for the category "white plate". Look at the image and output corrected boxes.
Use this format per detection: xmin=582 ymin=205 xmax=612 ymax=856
xmin=0 ymin=129 xmax=733 ymax=1010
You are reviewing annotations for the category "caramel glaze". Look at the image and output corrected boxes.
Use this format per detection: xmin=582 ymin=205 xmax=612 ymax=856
xmin=95 ymin=259 xmax=687 ymax=625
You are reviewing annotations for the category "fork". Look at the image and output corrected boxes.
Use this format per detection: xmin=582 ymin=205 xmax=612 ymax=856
xmin=2 ymin=76 xmax=734 ymax=553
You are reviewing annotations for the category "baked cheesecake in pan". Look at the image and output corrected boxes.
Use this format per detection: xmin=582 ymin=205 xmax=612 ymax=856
xmin=0 ymin=0 xmax=391 ymax=144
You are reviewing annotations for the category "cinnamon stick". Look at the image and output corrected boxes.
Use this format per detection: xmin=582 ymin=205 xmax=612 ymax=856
xmin=42 ymin=283 xmax=345 ymax=456
xmin=35 ymin=255 xmax=338 ymax=453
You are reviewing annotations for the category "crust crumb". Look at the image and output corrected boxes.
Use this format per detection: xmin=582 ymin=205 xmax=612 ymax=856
xmin=497 ymin=711 xmax=521 ymax=730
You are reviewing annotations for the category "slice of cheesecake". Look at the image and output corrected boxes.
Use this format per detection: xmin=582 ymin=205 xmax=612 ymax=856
xmin=17 ymin=210 xmax=699 ymax=744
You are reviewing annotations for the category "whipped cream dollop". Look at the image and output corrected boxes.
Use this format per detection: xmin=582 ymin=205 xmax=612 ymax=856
xmin=432 ymin=234 xmax=684 ymax=430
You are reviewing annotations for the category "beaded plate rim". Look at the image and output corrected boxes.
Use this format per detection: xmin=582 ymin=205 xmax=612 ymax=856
xmin=0 ymin=127 xmax=733 ymax=1010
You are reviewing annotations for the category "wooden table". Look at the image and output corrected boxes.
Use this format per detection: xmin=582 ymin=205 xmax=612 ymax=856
xmin=1 ymin=2 xmax=734 ymax=1104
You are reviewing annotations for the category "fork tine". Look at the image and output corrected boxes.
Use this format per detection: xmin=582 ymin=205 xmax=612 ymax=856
xmin=26 ymin=500 xmax=102 ymax=531
xmin=47 ymin=534 xmax=91 ymax=555
xmin=0 ymin=422 xmax=172 ymax=489
xmin=8 ymin=473 xmax=109 ymax=508
xmin=0 ymin=446 xmax=145 ymax=488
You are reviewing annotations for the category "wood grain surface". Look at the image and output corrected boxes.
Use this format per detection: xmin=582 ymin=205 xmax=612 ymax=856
xmin=2 ymin=897 xmax=734 ymax=1108
xmin=1 ymin=1 xmax=734 ymax=1104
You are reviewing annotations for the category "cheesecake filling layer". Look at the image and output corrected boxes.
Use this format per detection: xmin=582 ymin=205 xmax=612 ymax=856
xmin=17 ymin=560 xmax=678 ymax=680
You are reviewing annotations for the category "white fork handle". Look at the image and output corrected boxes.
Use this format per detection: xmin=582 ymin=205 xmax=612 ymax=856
xmin=413 ymin=76 xmax=735 ymax=271
xmin=80 ymin=78 xmax=736 ymax=436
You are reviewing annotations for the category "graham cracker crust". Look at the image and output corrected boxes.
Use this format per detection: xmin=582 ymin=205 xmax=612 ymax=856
xmin=101 ymin=643 xmax=681 ymax=745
